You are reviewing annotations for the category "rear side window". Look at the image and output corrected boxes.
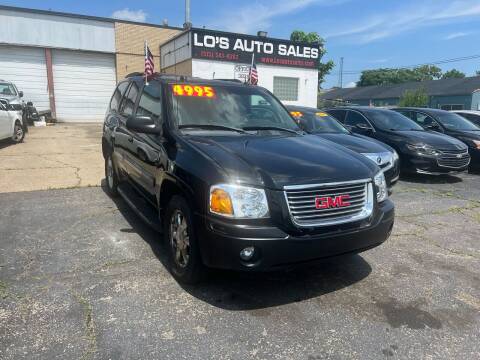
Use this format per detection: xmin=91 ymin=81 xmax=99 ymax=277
xmin=136 ymin=82 xmax=162 ymax=123
xmin=327 ymin=109 xmax=347 ymax=122
xmin=121 ymin=82 xmax=140 ymax=116
xmin=109 ymin=82 xmax=129 ymax=112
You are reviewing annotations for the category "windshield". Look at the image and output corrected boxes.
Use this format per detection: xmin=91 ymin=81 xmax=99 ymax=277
xmin=0 ymin=83 xmax=17 ymax=96
xmin=435 ymin=111 xmax=480 ymax=131
xmin=364 ymin=109 xmax=423 ymax=131
xmin=168 ymin=84 xmax=300 ymax=133
xmin=298 ymin=111 xmax=349 ymax=134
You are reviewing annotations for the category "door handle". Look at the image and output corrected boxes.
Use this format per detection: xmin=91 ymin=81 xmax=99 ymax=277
xmin=128 ymin=136 xmax=133 ymax=143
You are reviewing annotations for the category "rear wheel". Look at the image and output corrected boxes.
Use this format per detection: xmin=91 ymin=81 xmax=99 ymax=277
xmin=164 ymin=195 xmax=205 ymax=284
xmin=11 ymin=121 xmax=25 ymax=143
xmin=105 ymin=154 xmax=119 ymax=197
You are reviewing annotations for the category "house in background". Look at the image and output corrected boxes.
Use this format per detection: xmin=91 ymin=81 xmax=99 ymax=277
xmin=320 ymin=76 xmax=480 ymax=110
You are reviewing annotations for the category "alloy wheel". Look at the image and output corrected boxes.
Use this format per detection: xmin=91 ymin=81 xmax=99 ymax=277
xmin=169 ymin=210 xmax=190 ymax=268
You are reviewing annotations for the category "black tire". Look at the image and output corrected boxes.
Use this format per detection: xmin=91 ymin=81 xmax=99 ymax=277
xmin=164 ymin=195 xmax=206 ymax=284
xmin=11 ymin=121 xmax=25 ymax=143
xmin=105 ymin=153 xmax=119 ymax=197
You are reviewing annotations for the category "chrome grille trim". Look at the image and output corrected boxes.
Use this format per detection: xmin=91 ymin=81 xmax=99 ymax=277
xmin=284 ymin=179 xmax=374 ymax=227
xmin=437 ymin=150 xmax=470 ymax=169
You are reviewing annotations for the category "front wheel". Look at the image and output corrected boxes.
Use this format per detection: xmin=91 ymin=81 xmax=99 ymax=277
xmin=164 ymin=195 xmax=206 ymax=284
xmin=11 ymin=121 xmax=25 ymax=143
xmin=105 ymin=154 xmax=119 ymax=197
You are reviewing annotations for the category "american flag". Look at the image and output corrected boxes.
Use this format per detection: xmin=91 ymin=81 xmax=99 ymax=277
xmin=144 ymin=42 xmax=154 ymax=77
xmin=249 ymin=54 xmax=258 ymax=85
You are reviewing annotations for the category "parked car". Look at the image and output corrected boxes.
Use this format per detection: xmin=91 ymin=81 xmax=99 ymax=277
xmin=451 ymin=110 xmax=480 ymax=127
xmin=393 ymin=107 xmax=480 ymax=171
xmin=0 ymin=80 xmax=24 ymax=112
xmin=326 ymin=107 xmax=470 ymax=175
xmin=102 ymin=74 xmax=394 ymax=283
xmin=287 ymin=105 xmax=399 ymax=189
xmin=0 ymin=99 xmax=25 ymax=143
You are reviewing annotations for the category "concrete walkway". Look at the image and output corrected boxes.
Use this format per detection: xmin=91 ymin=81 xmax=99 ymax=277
xmin=0 ymin=123 xmax=104 ymax=193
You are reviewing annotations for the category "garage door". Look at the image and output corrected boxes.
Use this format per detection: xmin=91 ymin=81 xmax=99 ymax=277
xmin=52 ymin=50 xmax=116 ymax=122
xmin=0 ymin=45 xmax=49 ymax=111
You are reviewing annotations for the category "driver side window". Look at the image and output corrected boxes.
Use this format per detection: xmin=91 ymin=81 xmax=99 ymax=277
xmin=413 ymin=112 xmax=441 ymax=130
xmin=345 ymin=111 xmax=370 ymax=128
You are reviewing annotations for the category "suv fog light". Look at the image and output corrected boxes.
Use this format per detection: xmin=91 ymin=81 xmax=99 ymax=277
xmin=240 ymin=247 xmax=255 ymax=261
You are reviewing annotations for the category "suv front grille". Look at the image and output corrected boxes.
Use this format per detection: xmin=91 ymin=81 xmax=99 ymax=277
xmin=284 ymin=179 xmax=374 ymax=227
xmin=437 ymin=150 xmax=470 ymax=169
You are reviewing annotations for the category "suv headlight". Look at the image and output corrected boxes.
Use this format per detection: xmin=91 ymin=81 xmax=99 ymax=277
xmin=374 ymin=172 xmax=388 ymax=202
xmin=209 ymin=184 xmax=269 ymax=218
xmin=406 ymin=143 xmax=440 ymax=156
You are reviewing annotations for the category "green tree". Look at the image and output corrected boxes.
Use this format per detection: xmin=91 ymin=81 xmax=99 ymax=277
xmin=442 ymin=69 xmax=466 ymax=79
xmin=357 ymin=65 xmax=443 ymax=86
xmin=290 ymin=30 xmax=334 ymax=89
xmin=398 ymin=88 xmax=429 ymax=107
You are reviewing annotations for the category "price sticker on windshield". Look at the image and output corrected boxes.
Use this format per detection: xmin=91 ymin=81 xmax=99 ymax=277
xmin=316 ymin=112 xmax=329 ymax=117
xmin=172 ymin=84 xmax=216 ymax=98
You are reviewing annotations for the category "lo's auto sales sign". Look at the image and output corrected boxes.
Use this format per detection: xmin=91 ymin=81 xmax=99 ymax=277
xmin=191 ymin=29 xmax=320 ymax=69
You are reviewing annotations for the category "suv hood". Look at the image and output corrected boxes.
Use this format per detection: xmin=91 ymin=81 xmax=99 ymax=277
xmin=394 ymin=130 xmax=467 ymax=150
xmin=186 ymin=134 xmax=377 ymax=189
xmin=318 ymin=133 xmax=391 ymax=154
xmin=1 ymin=95 xmax=20 ymax=103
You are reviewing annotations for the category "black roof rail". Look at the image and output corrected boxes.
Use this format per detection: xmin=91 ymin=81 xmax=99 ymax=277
xmin=125 ymin=72 xmax=145 ymax=78
xmin=215 ymin=79 xmax=243 ymax=83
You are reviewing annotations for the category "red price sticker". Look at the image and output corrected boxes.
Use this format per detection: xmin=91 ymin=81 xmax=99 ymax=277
xmin=172 ymin=84 xmax=216 ymax=98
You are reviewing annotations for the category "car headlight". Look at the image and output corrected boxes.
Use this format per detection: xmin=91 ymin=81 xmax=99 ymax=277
xmin=374 ymin=172 xmax=388 ymax=202
xmin=392 ymin=150 xmax=399 ymax=162
xmin=209 ymin=184 xmax=269 ymax=218
xmin=406 ymin=143 xmax=440 ymax=156
xmin=472 ymin=140 xmax=480 ymax=150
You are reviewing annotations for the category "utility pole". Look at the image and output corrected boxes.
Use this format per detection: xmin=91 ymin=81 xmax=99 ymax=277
xmin=184 ymin=0 xmax=192 ymax=29
xmin=338 ymin=57 xmax=344 ymax=88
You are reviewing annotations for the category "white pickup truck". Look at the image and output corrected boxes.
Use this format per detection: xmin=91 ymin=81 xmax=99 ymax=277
xmin=0 ymin=99 xmax=25 ymax=143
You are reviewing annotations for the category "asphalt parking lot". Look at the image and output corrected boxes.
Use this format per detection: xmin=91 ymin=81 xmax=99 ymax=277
xmin=1 ymin=173 xmax=479 ymax=359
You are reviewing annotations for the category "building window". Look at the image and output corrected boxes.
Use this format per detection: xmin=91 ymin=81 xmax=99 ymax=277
xmin=440 ymin=104 xmax=464 ymax=111
xmin=273 ymin=77 xmax=299 ymax=101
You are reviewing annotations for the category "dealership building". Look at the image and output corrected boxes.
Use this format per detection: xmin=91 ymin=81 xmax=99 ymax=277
xmin=0 ymin=5 xmax=319 ymax=122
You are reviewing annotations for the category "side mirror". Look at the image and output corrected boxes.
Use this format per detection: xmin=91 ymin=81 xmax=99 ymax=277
xmin=424 ymin=124 xmax=441 ymax=132
xmin=356 ymin=123 xmax=373 ymax=132
xmin=18 ymin=91 xmax=24 ymax=98
xmin=126 ymin=115 xmax=162 ymax=135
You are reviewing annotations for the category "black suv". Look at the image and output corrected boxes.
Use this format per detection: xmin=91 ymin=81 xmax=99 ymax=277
xmin=286 ymin=105 xmax=400 ymax=189
xmin=393 ymin=107 xmax=480 ymax=171
xmin=102 ymin=74 xmax=394 ymax=283
xmin=327 ymin=107 xmax=470 ymax=175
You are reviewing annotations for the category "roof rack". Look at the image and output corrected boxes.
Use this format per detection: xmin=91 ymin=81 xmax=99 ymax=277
xmin=215 ymin=79 xmax=243 ymax=83
xmin=125 ymin=72 xmax=145 ymax=78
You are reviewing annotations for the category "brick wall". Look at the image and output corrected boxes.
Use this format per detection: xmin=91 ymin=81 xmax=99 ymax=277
xmin=115 ymin=22 xmax=181 ymax=81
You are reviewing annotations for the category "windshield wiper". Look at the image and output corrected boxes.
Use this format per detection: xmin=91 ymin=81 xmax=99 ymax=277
xmin=242 ymin=126 xmax=301 ymax=134
xmin=179 ymin=124 xmax=249 ymax=134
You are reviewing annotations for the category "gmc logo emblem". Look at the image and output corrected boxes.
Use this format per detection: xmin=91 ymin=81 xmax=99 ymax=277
xmin=315 ymin=195 xmax=351 ymax=209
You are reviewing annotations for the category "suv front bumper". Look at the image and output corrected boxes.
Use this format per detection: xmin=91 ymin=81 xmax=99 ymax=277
xmin=197 ymin=199 xmax=394 ymax=271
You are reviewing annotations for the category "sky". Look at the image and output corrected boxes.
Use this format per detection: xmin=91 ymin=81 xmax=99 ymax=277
xmin=4 ymin=0 xmax=480 ymax=88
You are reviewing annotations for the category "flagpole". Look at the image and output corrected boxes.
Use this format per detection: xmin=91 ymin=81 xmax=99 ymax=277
xmin=249 ymin=53 xmax=255 ymax=84
xmin=144 ymin=40 xmax=148 ymax=85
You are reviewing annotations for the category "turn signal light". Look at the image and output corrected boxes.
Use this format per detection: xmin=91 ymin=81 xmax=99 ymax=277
xmin=210 ymin=188 xmax=234 ymax=216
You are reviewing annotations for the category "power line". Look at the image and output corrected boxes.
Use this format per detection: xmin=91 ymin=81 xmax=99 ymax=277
xmin=329 ymin=54 xmax=480 ymax=76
